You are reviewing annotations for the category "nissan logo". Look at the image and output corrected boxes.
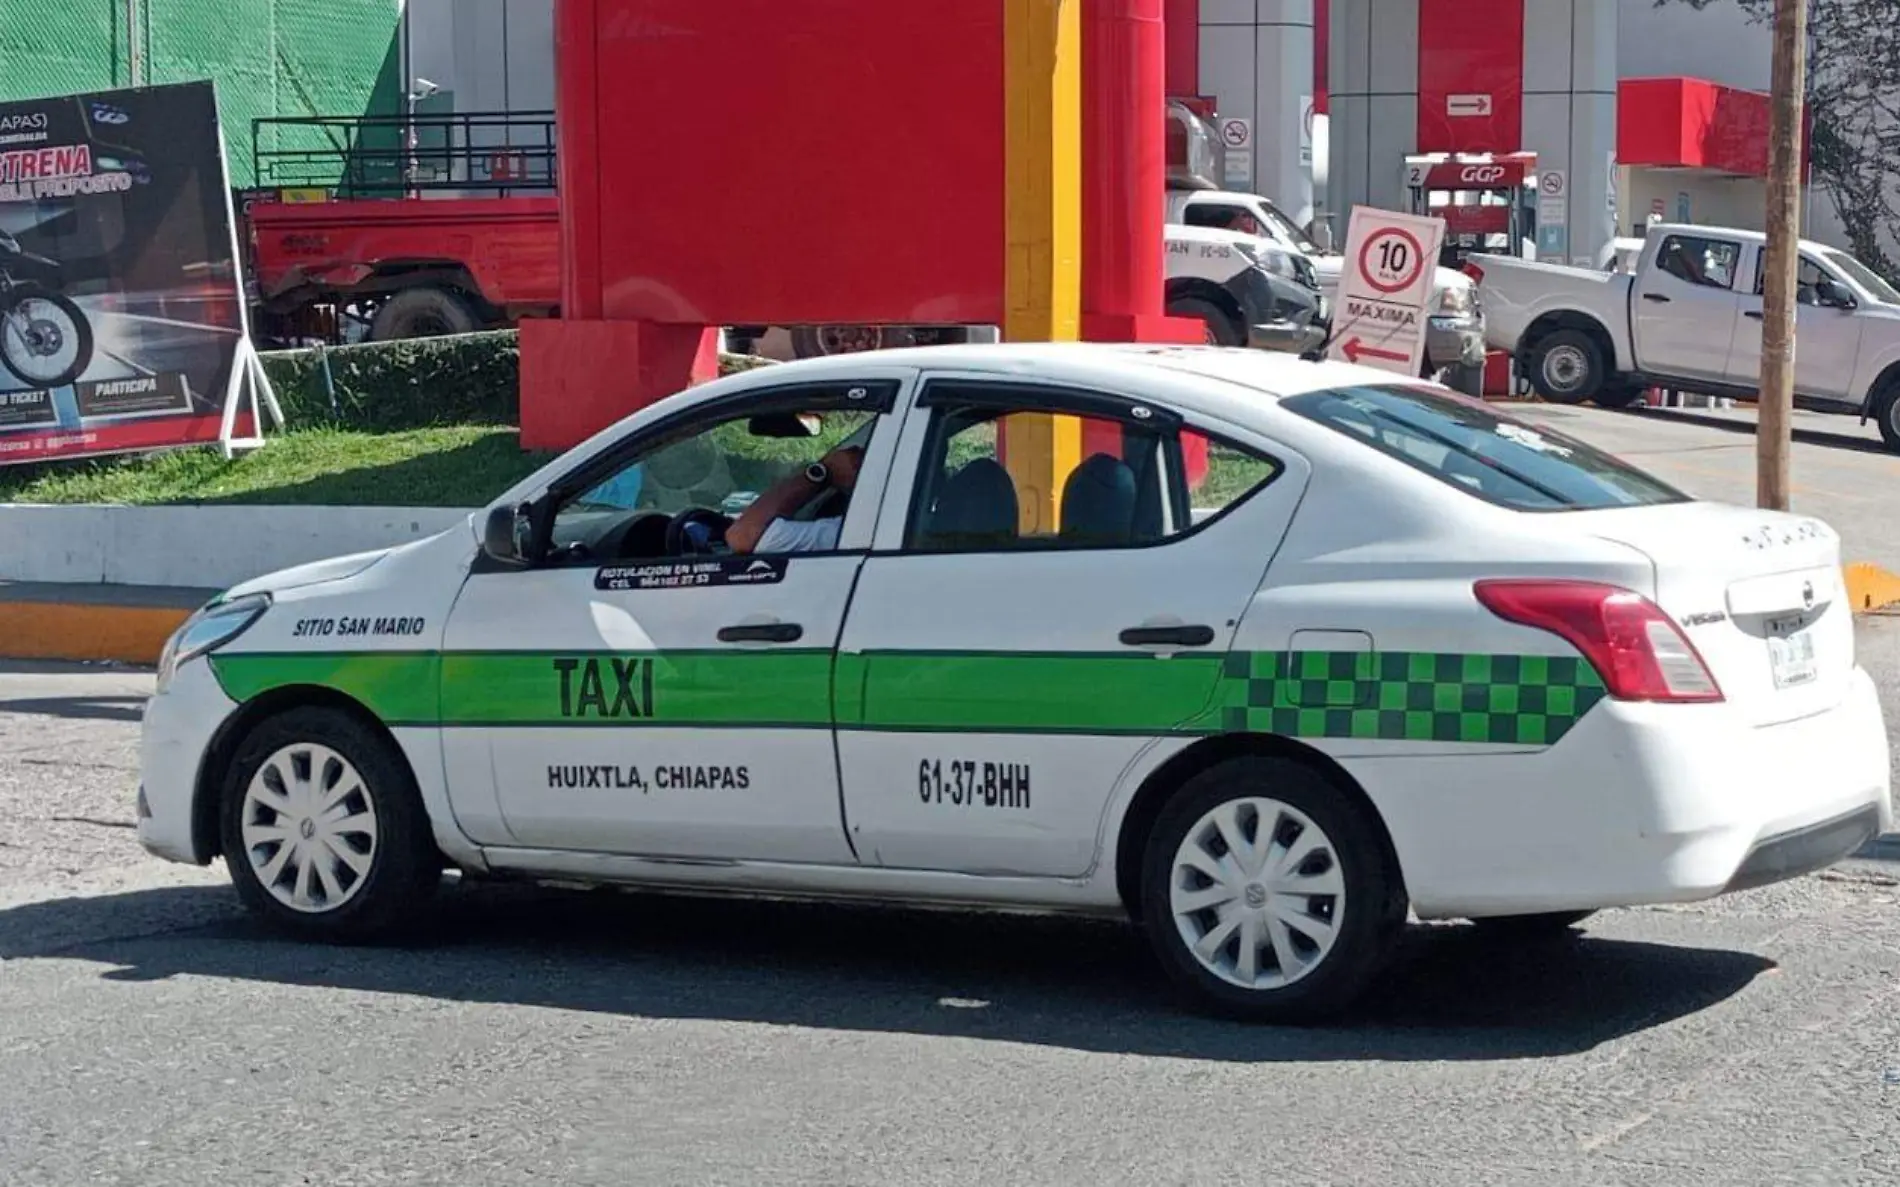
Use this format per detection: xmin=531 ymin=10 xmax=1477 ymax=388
xmin=1460 ymin=166 xmax=1507 ymax=184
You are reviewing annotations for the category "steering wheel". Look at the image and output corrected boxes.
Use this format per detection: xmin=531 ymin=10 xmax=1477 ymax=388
xmin=663 ymin=508 xmax=733 ymax=556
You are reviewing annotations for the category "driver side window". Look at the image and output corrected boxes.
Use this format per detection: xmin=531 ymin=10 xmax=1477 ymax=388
xmin=546 ymin=389 xmax=887 ymax=564
xmin=1754 ymin=256 xmax=1831 ymax=306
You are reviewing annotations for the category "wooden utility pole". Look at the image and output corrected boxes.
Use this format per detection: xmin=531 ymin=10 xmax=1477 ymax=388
xmin=1758 ymin=0 xmax=1809 ymax=511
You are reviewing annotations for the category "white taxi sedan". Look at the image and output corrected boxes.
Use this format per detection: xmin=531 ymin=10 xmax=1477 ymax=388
xmin=137 ymin=344 xmax=1892 ymax=1022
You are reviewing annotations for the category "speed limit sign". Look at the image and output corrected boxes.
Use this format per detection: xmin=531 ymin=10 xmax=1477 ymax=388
xmin=1356 ymin=226 xmax=1427 ymax=295
xmin=1326 ymin=205 xmax=1448 ymax=377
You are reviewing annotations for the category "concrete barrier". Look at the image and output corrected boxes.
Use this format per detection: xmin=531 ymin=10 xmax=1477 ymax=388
xmin=0 ymin=504 xmax=471 ymax=590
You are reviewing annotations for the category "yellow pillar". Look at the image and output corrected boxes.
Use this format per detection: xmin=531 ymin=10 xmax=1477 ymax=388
xmin=1001 ymin=0 xmax=1084 ymax=534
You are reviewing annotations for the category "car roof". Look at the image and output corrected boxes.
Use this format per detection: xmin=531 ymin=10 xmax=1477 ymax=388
xmin=727 ymin=342 xmax=1404 ymax=418
xmin=490 ymin=344 xmax=1422 ymax=511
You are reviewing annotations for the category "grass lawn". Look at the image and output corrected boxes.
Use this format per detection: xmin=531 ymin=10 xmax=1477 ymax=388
xmin=0 ymin=415 xmax=1271 ymax=512
xmin=0 ymin=426 xmax=555 ymax=508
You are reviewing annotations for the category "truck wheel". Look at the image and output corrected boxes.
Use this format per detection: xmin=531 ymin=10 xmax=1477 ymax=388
xmin=1591 ymin=383 xmax=1644 ymax=410
xmin=1138 ymin=756 xmax=1404 ymax=1023
xmin=1872 ymin=383 xmax=1900 ymax=453
xmin=369 ymin=287 xmax=479 ymax=342
xmin=1525 ymin=329 xmax=1604 ymax=405
xmin=1167 ymin=296 xmax=1243 ymax=347
xmin=790 ymin=325 xmax=913 ymax=358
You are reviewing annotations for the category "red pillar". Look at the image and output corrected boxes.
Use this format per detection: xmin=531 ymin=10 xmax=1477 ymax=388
xmin=520 ymin=0 xmax=718 ymax=451
xmin=1162 ymin=0 xmax=1198 ymax=97
xmin=1081 ymin=0 xmax=1201 ymax=343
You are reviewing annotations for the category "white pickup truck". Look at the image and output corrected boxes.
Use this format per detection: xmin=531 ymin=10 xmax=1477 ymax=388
xmin=1167 ymin=188 xmax=1489 ymax=393
xmin=1472 ymin=222 xmax=1900 ymax=449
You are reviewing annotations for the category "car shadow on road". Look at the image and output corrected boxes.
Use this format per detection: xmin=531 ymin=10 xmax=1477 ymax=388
xmin=0 ymin=873 xmax=1770 ymax=1063
xmin=0 ymin=693 xmax=145 ymax=722
xmin=0 ymin=880 xmax=1772 ymax=1062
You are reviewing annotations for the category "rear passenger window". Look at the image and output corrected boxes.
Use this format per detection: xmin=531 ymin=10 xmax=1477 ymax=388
xmin=905 ymin=394 xmax=1281 ymax=552
xmin=1656 ymin=235 xmax=1741 ymax=290
xmin=1280 ymin=384 xmax=1690 ymax=512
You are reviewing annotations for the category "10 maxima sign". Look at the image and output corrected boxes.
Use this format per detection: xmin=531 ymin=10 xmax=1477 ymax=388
xmin=0 ymin=81 xmax=257 ymax=465
xmin=1324 ymin=206 xmax=1447 ymax=379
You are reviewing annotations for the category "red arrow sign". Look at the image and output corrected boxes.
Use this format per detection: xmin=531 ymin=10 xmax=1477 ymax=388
xmin=1342 ymin=337 xmax=1410 ymax=365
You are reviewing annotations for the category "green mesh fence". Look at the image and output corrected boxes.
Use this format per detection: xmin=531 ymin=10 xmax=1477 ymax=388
xmin=0 ymin=0 xmax=402 ymax=188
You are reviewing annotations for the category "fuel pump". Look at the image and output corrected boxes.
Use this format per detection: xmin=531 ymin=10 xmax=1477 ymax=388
xmin=1402 ymin=153 xmax=1538 ymax=268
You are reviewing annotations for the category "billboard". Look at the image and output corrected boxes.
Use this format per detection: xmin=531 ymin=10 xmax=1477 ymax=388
xmin=0 ymin=80 xmax=263 ymax=465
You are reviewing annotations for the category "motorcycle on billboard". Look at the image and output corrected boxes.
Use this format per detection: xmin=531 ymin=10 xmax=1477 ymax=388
xmin=0 ymin=81 xmax=273 ymax=464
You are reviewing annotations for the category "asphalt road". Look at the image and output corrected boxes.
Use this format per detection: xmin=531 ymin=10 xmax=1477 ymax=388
xmin=1510 ymin=400 xmax=1900 ymax=575
xmin=4 ymin=641 xmax=1900 ymax=1185
xmin=7 ymin=409 xmax=1900 ymax=1185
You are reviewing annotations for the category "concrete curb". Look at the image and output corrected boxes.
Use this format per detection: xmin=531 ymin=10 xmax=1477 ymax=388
xmin=0 ymin=583 xmax=216 ymax=665
xmin=0 ymin=503 xmax=470 ymax=589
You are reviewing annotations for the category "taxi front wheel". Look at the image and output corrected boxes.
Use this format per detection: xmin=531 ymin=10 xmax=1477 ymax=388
xmin=219 ymin=706 xmax=440 ymax=940
xmin=1139 ymin=757 xmax=1404 ymax=1023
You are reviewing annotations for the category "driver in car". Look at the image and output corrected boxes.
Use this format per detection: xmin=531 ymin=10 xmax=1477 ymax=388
xmin=726 ymin=444 xmax=864 ymax=554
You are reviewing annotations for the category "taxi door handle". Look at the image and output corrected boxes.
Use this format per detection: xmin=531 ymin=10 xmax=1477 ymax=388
xmin=1746 ymin=310 xmax=1764 ymax=320
xmin=718 ymin=622 xmax=803 ymax=644
xmin=1643 ymin=293 xmax=1671 ymax=303
xmin=1120 ymin=625 xmax=1215 ymax=648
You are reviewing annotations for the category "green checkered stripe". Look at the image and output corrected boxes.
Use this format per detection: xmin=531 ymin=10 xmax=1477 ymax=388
xmin=1216 ymin=650 xmax=1608 ymax=745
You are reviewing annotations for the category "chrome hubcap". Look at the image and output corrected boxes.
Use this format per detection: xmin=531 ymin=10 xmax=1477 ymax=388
xmin=240 ymin=743 xmax=379 ymax=914
xmin=1542 ymin=344 xmax=1588 ymax=393
xmin=1169 ymin=797 xmax=1346 ymax=990
xmin=3 ymin=299 xmax=80 ymax=383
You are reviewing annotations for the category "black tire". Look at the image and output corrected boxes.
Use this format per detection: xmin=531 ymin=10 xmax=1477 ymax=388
xmin=1166 ymin=296 xmax=1244 ymax=347
xmin=790 ymin=324 xmax=911 ymax=358
xmin=1872 ymin=382 xmax=1900 ymax=453
xmin=368 ymin=285 xmax=479 ymax=342
xmin=1138 ymin=756 xmax=1405 ymax=1023
xmin=220 ymin=706 xmax=440 ymax=941
xmin=1592 ymin=382 xmax=1645 ymax=410
xmin=1525 ymin=328 xmax=1605 ymax=405
xmin=1468 ymin=910 xmax=1595 ymax=939
xmin=0 ymin=285 xmax=94 ymax=389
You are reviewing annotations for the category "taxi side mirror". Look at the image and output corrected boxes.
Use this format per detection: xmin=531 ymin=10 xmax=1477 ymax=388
xmin=482 ymin=501 xmax=538 ymax=567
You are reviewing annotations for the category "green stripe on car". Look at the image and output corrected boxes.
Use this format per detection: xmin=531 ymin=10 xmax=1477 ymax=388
xmin=208 ymin=647 xmax=1606 ymax=744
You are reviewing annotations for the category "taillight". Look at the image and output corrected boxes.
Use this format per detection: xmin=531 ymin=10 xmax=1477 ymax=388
xmin=1473 ymin=579 xmax=1723 ymax=703
xmin=1462 ymin=262 xmax=1485 ymax=284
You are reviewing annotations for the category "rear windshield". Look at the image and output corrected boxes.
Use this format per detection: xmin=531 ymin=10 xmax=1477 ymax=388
xmin=1279 ymin=384 xmax=1691 ymax=511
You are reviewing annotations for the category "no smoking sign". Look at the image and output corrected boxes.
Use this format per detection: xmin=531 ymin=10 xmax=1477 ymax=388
xmin=1356 ymin=227 xmax=1427 ymax=295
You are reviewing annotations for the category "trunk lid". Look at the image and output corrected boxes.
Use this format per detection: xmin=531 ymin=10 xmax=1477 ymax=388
xmin=1556 ymin=502 xmax=1848 ymax=726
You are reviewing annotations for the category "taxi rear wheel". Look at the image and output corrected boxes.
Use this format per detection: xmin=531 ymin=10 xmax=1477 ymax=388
xmin=1138 ymin=757 xmax=1402 ymax=1023
xmin=219 ymin=706 xmax=439 ymax=940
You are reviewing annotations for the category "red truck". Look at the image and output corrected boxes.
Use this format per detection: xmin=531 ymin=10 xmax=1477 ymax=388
xmin=240 ymin=112 xmax=561 ymax=347
xmin=240 ymin=101 xmax=1231 ymax=353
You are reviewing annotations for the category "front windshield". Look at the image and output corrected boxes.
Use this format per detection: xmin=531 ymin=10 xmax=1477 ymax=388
xmin=1255 ymin=198 xmax=1321 ymax=254
xmin=1822 ymin=249 xmax=1900 ymax=305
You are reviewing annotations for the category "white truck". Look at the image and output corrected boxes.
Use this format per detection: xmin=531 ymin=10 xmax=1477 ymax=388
xmin=1160 ymin=222 xmax=1325 ymax=355
xmin=1472 ymin=222 xmax=1900 ymax=449
xmin=748 ymin=222 xmax=1325 ymax=362
xmin=1167 ymin=189 xmax=1489 ymax=393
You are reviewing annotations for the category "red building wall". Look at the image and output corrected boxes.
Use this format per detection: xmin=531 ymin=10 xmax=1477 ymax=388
xmin=577 ymin=0 xmax=1007 ymax=328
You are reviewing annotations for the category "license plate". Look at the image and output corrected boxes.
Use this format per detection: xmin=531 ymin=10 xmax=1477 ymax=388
xmin=1767 ymin=627 xmax=1818 ymax=689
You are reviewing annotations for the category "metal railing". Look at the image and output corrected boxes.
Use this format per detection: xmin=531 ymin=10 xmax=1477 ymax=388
xmin=251 ymin=111 xmax=558 ymax=199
